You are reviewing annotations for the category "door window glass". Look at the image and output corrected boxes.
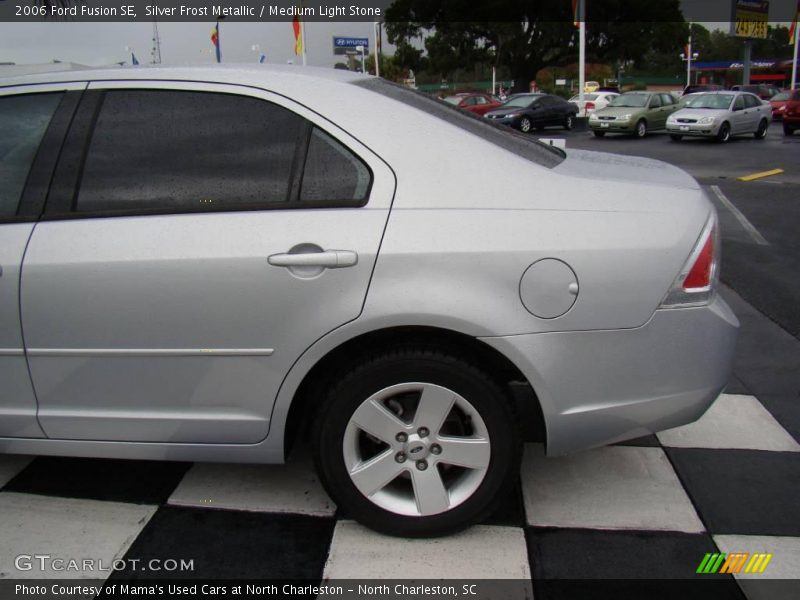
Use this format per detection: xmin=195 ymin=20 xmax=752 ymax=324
xmin=649 ymin=95 xmax=662 ymax=108
xmin=733 ymin=96 xmax=745 ymax=111
xmin=744 ymin=94 xmax=760 ymax=108
xmin=77 ymin=90 xmax=303 ymax=213
xmin=0 ymin=93 xmax=62 ymax=216
xmin=300 ymin=128 xmax=370 ymax=204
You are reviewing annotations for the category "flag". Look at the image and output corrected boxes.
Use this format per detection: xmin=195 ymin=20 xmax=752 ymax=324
xmin=131 ymin=52 xmax=139 ymax=65
xmin=292 ymin=14 xmax=303 ymax=56
xmin=790 ymin=0 xmax=800 ymax=44
xmin=259 ymin=54 xmax=266 ymax=64
xmin=211 ymin=23 xmax=221 ymax=63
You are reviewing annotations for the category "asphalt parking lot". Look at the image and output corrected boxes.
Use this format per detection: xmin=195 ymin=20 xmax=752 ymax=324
xmin=1 ymin=122 xmax=798 ymax=600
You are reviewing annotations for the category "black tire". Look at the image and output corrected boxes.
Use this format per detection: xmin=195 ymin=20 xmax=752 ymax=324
xmin=634 ymin=119 xmax=647 ymax=138
xmin=564 ymin=115 xmax=574 ymax=130
xmin=313 ymin=348 xmax=521 ymax=538
xmin=519 ymin=117 xmax=532 ymax=133
xmin=593 ymin=130 xmax=606 ymax=137
xmin=754 ymin=119 xmax=768 ymax=139
xmin=784 ymin=123 xmax=795 ymax=136
xmin=717 ymin=122 xmax=731 ymax=143
xmin=670 ymin=134 xmax=683 ymax=141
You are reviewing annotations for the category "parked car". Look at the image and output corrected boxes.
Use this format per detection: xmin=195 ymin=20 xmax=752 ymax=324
xmin=0 ymin=65 xmax=738 ymax=537
xmin=484 ymin=93 xmax=579 ymax=132
xmin=782 ymin=89 xmax=800 ymax=135
xmin=568 ymin=91 xmax=619 ymax=117
xmin=682 ymin=84 xmax=723 ymax=96
xmin=769 ymin=91 xmax=793 ymax=120
xmin=443 ymin=92 xmax=503 ymax=116
xmin=729 ymin=84 xmax=776 ymax=100
xmin=588 ymin=91 xmax=680 ymax=138
xmin=666 ymin=91 xmax=771 ymax=142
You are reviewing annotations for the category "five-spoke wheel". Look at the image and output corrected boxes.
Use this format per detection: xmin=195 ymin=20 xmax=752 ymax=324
xmin=313 ymin=349 xmax=520 ymax=537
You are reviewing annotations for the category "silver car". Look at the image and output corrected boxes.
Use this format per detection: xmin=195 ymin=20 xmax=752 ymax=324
xmin=1 ymin=66 xmax=738 ymax=537
xmin=666 ymin=91 xmax=772 ymax=142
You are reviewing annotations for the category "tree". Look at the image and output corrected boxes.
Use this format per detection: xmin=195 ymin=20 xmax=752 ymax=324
xmin=385 ymin=0 xmax=686 ymax=90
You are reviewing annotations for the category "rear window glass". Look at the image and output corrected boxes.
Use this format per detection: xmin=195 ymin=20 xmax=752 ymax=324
xmin=300 ymin=127 xmax=371 ymax=203
xmin=353 ymin=79 xmax=564 ymax=168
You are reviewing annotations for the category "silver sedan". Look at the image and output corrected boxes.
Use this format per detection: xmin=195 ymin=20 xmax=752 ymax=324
xmin=0 ymin=66 xmax=738 ymax=537
xmin=666 ymin=91 xmax=772 ymax=142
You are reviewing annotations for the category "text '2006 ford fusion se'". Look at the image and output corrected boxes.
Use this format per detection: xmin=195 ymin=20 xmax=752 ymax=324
xmin=0 ymin=65 xmax=737 ymax=537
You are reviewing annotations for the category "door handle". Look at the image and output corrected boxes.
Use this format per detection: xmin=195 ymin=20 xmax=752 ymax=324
xmin=268 ymin=250 xmax=358 ymax=268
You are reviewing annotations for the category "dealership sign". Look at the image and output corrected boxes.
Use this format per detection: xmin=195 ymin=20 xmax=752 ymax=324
xmin=333 ymin=37 xmax=369 ymax=55
xmin=730 ymin=0 xmax=769 ymax=39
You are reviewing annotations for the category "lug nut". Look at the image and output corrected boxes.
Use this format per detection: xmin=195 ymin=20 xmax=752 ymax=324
xmin=418 ymin=427 xmax=429 ymax=437
xmin=395 ymin=452 xmax=406 ymax=463
xmin=430 ymin=444 xmax=442 ymax=455
xmin=416 ymin=460 xmax=428 ymax=471
xmin=396 ymin=432 xmax=408 ymax=443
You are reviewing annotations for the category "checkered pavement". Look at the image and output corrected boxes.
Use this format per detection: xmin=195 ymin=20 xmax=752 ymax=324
xmin=1 ymin=285 xmax=798 ymax=600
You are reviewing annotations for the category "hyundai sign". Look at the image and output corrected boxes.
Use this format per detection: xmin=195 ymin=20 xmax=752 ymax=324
xmin=333 ymin=37 xmax=369 ymax=55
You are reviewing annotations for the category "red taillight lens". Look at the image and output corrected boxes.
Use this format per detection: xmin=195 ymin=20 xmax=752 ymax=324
xmin=660 ymin=214 xmax=718 ymax=308
xmin=683 ymin=230 xmax=714 ymax=290
xmin=585 ymin=102 xmax=595 ymax=111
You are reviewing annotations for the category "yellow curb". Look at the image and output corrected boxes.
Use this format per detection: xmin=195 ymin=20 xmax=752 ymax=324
xmin=737 ymin=168 xmax=784 ymax=182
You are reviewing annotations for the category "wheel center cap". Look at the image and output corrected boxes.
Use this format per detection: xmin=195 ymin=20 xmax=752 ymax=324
xmin=405 ymin=435 xmax=430 ymax=460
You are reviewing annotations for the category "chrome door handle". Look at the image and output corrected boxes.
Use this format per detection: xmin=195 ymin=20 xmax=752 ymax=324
xmin=268 ymin=250 xmax=358 ymax=268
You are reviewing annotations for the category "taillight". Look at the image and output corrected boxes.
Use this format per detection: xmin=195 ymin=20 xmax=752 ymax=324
xmin=683 ymin=233 xmax=713 ymax=290
xmin=585 ymin=102 xmax=595 ymax=111
xmin=660 ymin=214 xmax=719 ymax=308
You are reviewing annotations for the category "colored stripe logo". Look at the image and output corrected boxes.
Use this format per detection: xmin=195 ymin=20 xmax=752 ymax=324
xmin=697 ymin=552 xmax=773 ymax=574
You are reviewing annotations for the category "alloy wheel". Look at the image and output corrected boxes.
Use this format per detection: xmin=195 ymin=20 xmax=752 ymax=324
xmin=342 ymin=382 xmax=491 ymax=517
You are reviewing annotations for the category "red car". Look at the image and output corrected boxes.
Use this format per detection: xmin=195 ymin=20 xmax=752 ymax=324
xmin=443 ymin=93 xmax=503 ymax=116
xmin=782 ymin=90 xmax=800 ymax=136
xmin=770 ymin=91 xmax=792 ymax=120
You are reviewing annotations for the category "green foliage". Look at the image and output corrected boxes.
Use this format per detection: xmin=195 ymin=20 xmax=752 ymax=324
xmin=382 ymin=3 xmax=796 ymax=92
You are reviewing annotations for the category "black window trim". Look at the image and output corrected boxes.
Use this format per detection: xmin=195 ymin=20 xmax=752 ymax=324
xmin=0 ymin=89 xmax=81 ymax=225
xmin=42 ymin=86 xmax=374 ymax=221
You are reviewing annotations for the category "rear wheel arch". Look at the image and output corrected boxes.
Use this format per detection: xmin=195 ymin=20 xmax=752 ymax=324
xmin=283 ymin=326 xmax=545 ymax=460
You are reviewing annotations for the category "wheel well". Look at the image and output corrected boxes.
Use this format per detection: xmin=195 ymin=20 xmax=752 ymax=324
xmin=283 ymin=326 xmax=545 ymax=459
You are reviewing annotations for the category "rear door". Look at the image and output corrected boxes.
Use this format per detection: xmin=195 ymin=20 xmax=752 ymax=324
xmin=730 ymin=95 xmax=748 ymax=133
xmin=21 ymin=81 xmax=394 ymax=444
xmin=646 ymin=94 xmax=666 ymax=129
xmin=0 ymin=84 xmax=81 ymax=438
xmin=743 ymin=94 xmax=763 ymax=130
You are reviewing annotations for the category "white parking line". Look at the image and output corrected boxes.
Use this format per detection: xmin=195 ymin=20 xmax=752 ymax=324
xmin=709 ymin=185 xmax=769 ymax=246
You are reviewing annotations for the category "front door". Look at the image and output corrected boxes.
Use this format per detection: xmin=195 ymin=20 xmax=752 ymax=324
xmin=21 ymin=83 xmax=394 ymax=444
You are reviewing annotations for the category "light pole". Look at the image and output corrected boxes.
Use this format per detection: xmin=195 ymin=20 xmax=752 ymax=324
xmin=680 ymin=24 xmax=698 ymax=88
xmin=251 ymin=44 xmax=265 ymax=63
xmin=356 ymin=45 xmax=366 ymax=73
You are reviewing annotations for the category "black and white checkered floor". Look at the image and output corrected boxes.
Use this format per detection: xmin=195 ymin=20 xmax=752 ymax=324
xmin=1 ymin=286 xmax=798 ymax=600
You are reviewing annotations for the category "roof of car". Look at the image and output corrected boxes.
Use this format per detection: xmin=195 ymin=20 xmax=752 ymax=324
xmin=0 ymin=63 xmax=365 ymax=88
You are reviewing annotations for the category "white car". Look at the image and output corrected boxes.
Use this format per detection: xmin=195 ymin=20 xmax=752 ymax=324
xmin=666 ymin=91 xmax=772 ymax=142
xmin=568 ymin=91 xmax=619 ymax=117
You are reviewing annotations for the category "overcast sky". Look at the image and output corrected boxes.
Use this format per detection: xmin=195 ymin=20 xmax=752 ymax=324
xmin=0 ymin=21 xmax=386 ymax=67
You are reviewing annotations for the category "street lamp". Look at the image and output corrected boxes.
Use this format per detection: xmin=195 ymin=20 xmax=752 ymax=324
xmin=251 ymin=44 xmax=265 ymax=64
xmin=680 ymin=51 xmax=699 ymax=88
xmin=355 ymin=45 xmax=366 ymax=74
